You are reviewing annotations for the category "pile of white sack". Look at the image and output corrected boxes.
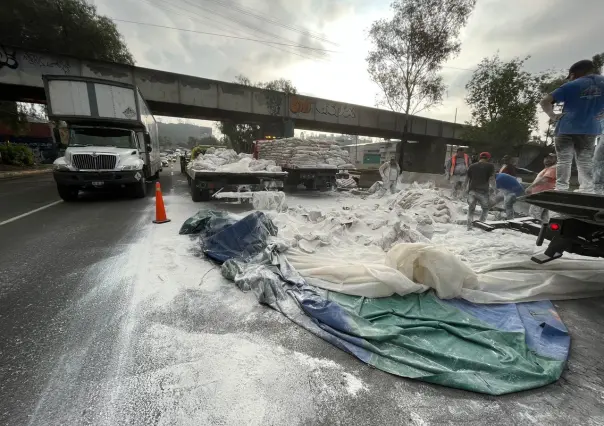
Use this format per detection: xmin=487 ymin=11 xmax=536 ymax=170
xmin=189 ymin=147 xmax=282 ymax=173
xmin=257 ymin=138 xmax=354 ymax=169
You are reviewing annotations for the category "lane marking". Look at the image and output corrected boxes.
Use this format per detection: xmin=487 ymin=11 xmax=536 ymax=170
xmin=0 ymin=200 xmax=63 ymax=226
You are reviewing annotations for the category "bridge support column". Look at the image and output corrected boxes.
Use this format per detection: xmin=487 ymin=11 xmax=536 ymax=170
xmin=260 ymin=119 xmax=294 ymax=138
xmin=399 ymin=139 xmax=447 ymax=174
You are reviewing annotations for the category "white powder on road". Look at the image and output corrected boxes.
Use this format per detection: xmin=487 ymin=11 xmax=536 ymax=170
xmin=342 ymin=372 xmax=367 ymax=396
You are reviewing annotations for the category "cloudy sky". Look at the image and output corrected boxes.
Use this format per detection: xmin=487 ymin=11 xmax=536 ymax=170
xmin=92 ymin=0 xmax=603 ymax=134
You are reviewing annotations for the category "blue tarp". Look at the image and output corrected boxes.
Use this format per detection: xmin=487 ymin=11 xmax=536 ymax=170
xmin=202 ymin=211 xmax=277 ymax=263
xmin=189 ymin=211 xmax=570 ymax=395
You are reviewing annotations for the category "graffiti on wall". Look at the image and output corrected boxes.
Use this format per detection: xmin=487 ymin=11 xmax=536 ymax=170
xmin=289 ymin=96 xmax=312 ymax=114
xmin=316 ymin=102 xmax=356 ymax=119
xmin=265 ymin=93 xmax=282 ymax=116
xmin=254 ymin=92 xmax=283 ymax=116
xmin=0 ymin=45 xmax=18 ymax=70
xmin=23 ymin=52 xmax=71 ymax=74
xmin=0 ymin=46 xmax=71 ymax=74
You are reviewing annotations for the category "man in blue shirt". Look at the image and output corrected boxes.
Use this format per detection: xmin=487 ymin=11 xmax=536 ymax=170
xmin=493 ymin=173 xmax=525 ymax=220
xmin=540 ymin=59 xmax=604 ymax=192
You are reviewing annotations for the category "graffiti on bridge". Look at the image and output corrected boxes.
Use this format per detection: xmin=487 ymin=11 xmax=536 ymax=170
xmin=289 ymin=96 xmax=312 ymax=114
xmin=265 ymin=93 xmax=282 ymax=116
xmin=23 ymin=52 xmax=71 ymax=74
xmin=255 ymin=92 xmax=283 ymax=116
xmin=0 ymin=45 xmax=18 ymax=70
xmin=316 ymin=102 xmax=356 ymax=119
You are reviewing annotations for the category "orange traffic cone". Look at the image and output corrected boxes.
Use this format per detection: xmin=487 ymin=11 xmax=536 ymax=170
xmin=153 ymin=182 xmax=171 ymax=224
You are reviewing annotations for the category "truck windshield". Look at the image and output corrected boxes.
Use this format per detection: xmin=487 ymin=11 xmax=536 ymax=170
xmin=69 ymin=128 xmax=135 ymax=149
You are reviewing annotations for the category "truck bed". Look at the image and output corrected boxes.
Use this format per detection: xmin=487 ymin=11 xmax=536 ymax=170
xmin=187 ymin=169 xmax=288 ymax=179
xmin=281 ymin=165 xmax=338 ymax=171
xmin=523 ymin=190 xmax=604 ymax=224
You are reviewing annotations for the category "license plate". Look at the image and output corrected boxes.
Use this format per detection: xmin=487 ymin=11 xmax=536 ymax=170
xmin=92 ymin=181 xmax=104 ymax=187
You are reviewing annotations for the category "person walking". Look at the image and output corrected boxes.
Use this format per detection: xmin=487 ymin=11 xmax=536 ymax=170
xmin=445 ymin=147 xmax=470 ymax=198
xmin=526 ymin=154 xmax=557 ymax=222
xmin=540 ymin=59 xmax=604 ymax=192
xmin=378 ymin=158 xmax=400 ymax=195
xmin=499 ymin=155 xmax=518 ymax=177
xmin=493 ymin=173 xmax=525 ymax=220
xmin=465 ymin=152 xmax=495 ymax=230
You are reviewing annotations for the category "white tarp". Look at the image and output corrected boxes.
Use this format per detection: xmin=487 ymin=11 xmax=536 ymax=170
xmin=286 ymin=243 xmax=604 ymax=304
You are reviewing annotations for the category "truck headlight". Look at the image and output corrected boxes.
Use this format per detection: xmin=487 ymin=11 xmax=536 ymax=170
xmin=121 ymin=161 xmax=144 ymax=171
xmin=53 ymin=163 xmax=70 ymax=171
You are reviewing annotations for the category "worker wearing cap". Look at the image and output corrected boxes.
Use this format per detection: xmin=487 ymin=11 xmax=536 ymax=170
xmin=540 ymin=59 xmax=604 ymax=192
xmin=464 ymin=152 xmax=495 ymax=230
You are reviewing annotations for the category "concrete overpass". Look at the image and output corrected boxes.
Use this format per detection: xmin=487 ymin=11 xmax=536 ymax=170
xmin=0 ymin=45 xmax=467 ymax=172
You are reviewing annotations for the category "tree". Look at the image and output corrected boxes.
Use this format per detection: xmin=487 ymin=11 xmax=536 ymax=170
xmin=463 ymin=55 xmax=549 ymax=157
xmin=187 ymin=135 xmax=221 ymax=148
xmin=217 ymin=75 xmax=297 ymax=152
xmin=0 ymin=0 xmax=134 ymax=135
xmin=366 ymin=0 xmax=477 ymax=166
xmin=0 ymin=0 xmax=134 ymax=64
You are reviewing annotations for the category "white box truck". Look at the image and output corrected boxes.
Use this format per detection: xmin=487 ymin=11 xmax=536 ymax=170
xmin=44 ymin=75 xmax=161 ymax=201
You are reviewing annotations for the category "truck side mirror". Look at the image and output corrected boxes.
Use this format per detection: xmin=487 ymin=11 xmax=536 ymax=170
xmin=144 ymin=133 xmax=152 ymax=152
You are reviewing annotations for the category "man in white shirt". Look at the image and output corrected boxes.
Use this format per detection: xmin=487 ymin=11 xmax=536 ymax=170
xmin=379 ymin=158 xmax=401 ymax=195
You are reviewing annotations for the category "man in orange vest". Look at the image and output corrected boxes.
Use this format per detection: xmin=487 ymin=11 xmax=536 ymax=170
xmin=445 ymin=147 xmax=470 ymax=198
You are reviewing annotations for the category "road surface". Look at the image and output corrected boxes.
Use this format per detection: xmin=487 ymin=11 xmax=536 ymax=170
xmin=1 ymin=168 xmax=603 ymax=425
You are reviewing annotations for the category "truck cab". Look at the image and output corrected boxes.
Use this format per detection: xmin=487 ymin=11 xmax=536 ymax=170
xmin=44 ymin=75 xmax=161 ymax=201
xmin=53 ymin=125 xmax=153 ymax=200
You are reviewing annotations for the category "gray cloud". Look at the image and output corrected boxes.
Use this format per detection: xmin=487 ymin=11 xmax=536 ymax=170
xmin=95 ymin=0 xmax=604 ymax=131
xmin=94 ymin=0 xmax=355 ymax=84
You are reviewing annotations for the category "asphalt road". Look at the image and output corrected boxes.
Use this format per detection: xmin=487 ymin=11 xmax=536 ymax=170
xmin=1 ymin=166 xmax=603 ymax=426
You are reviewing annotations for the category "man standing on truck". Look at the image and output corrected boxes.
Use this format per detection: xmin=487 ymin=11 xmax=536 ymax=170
xmin=526 ymin=154 xmax=557 ymax=222
xmin=540 ymin=59 xmax=604 ymax=192
xmin=379 ymin=158 xmax=401 ymax=195
xmin=465 ymin=152 xmax=495 ymax=230
xmin=446 ymin=147 xmax=470 ymax=198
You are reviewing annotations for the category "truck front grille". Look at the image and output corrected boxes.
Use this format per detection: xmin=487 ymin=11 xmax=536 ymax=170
xmin=72 ymin=154 xmax=118 ymax=170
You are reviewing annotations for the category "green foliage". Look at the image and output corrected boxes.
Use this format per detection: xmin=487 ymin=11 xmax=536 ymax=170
xmin=190 ymin=145 xmax=205 ymax=160
xmin=218 ymin=75 xmax=297 ymax=152
xmin=366 ymin=0 xmax=476 ymax=116
xmin=463 ymin=55 xmax=548 ymax=156
xmin=0 ymin=0 xmax=134 ymax=64
xmin=187 ymin=135 xmax=221 ymax=149
xmin=0 ymin=143 xmax=35 ymax=166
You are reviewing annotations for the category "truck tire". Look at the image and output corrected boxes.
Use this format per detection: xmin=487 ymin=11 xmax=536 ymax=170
xmin=131 ymin=176 xmax=147 ymax=198
xmin=57 ymin=185 xmax=78 ymax=202
xmin=191 ymin=183 xmax=203 ymax=202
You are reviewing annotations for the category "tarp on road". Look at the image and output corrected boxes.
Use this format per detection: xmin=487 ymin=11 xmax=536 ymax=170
xmin=202 ymin=211 xmax=278 ymax=263
xmin=186 ymin=211 xmax=570 ymax=395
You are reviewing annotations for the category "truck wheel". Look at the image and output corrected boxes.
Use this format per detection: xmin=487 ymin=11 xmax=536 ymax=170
xmin=131 ymin=176 xmax=147 ymax=198
xmin=191 ymin=183 xmax=203 ymax=202
xmin=57 ymin=185 xmax=78 ymax=202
